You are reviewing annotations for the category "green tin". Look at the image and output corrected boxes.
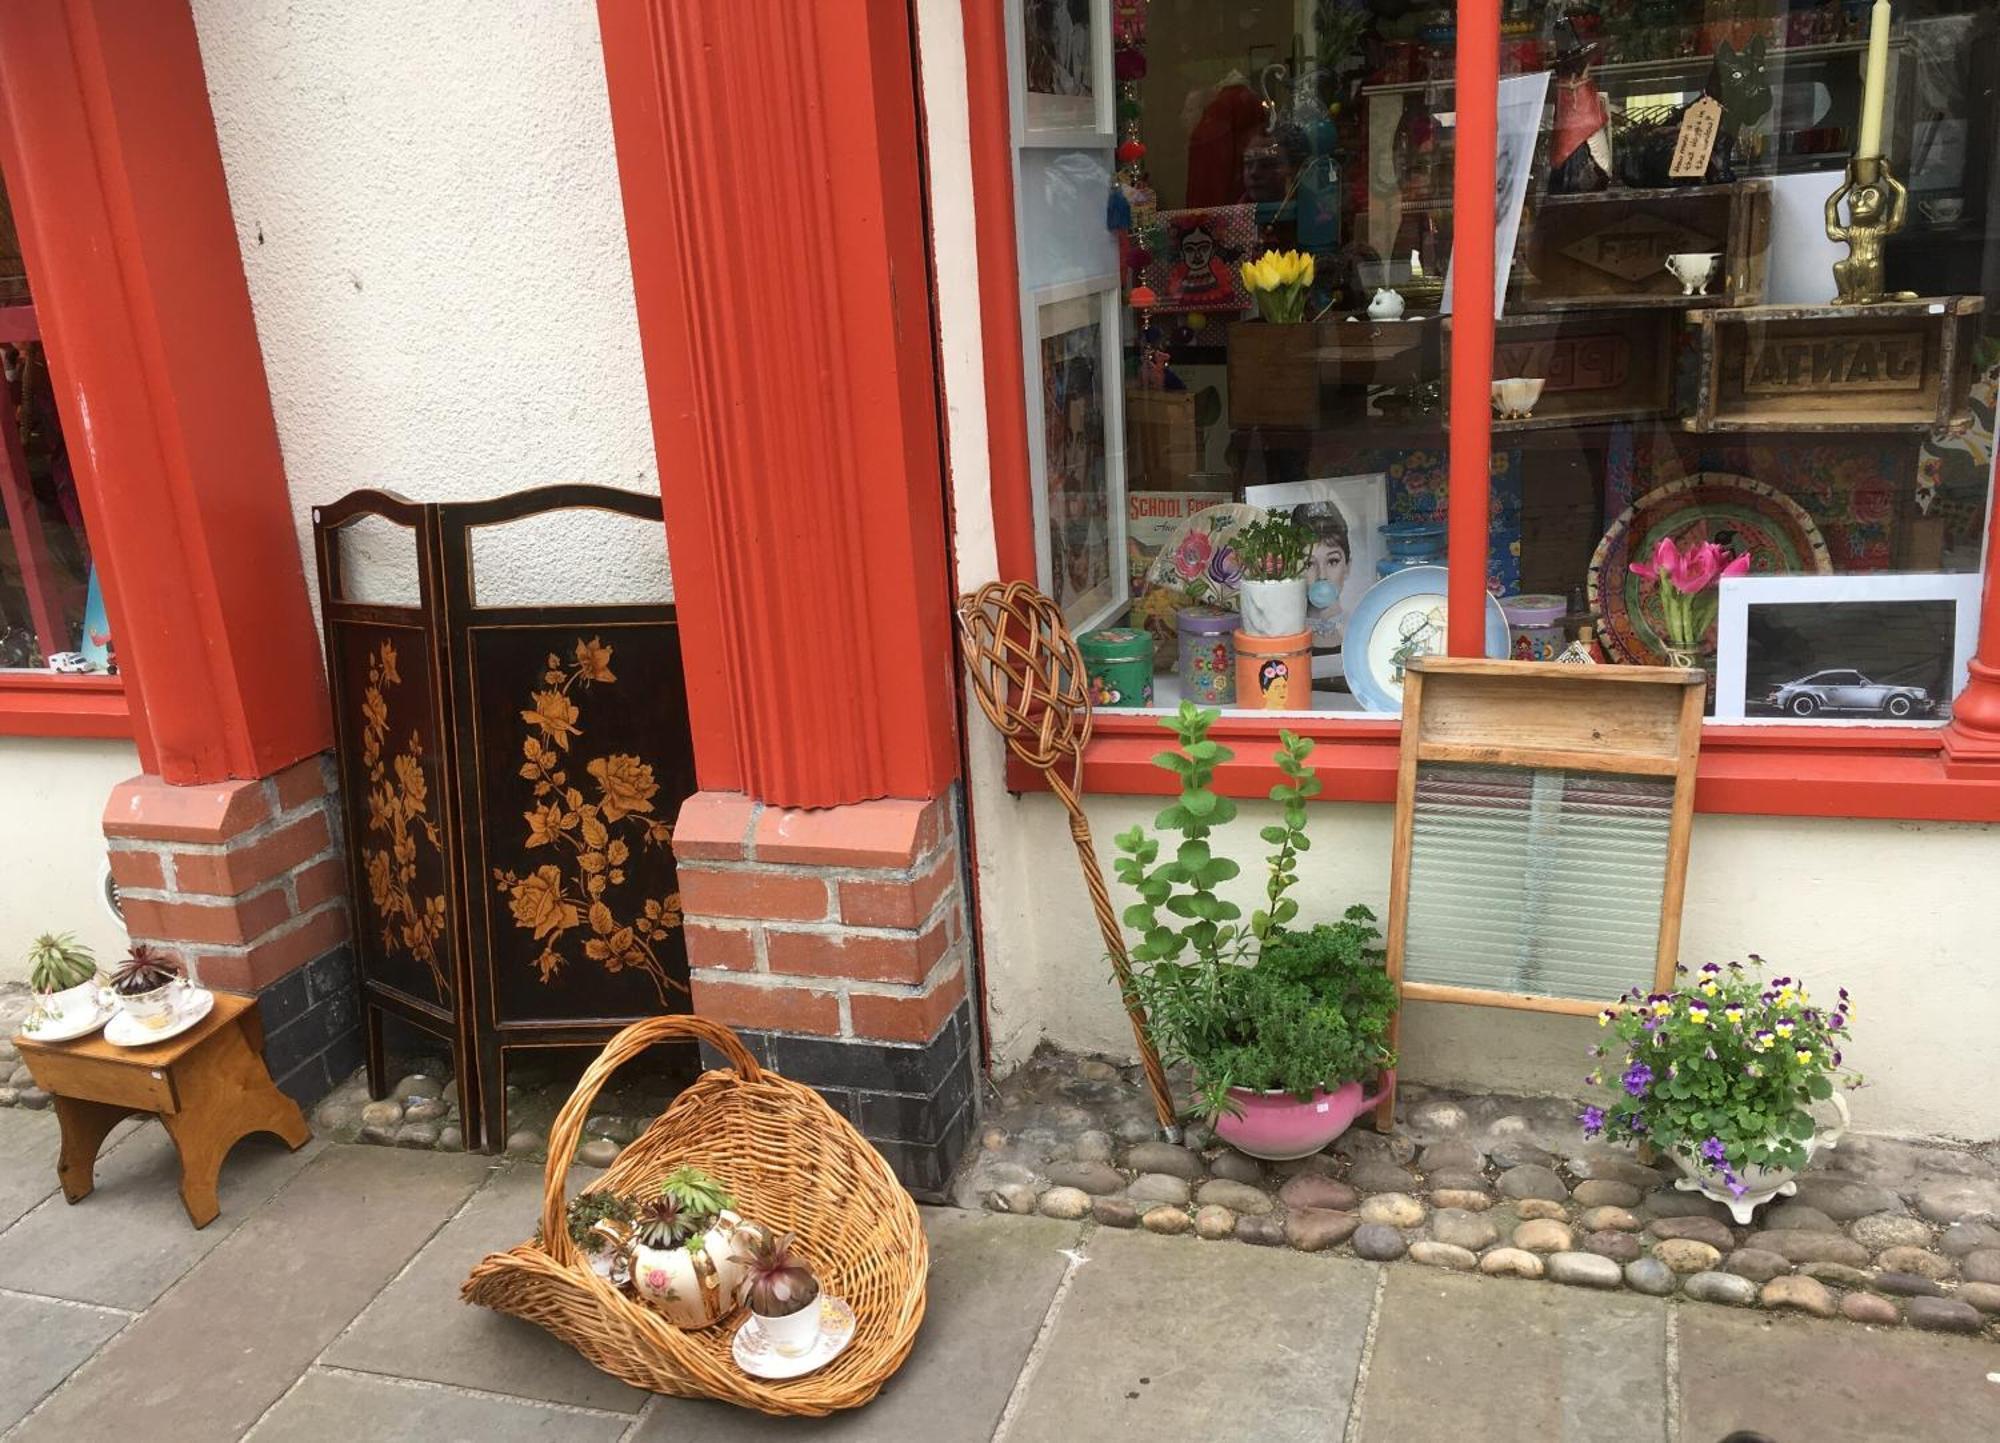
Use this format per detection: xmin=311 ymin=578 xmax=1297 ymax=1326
xmin=1078 ymin=627 xmax=1155 ymax=708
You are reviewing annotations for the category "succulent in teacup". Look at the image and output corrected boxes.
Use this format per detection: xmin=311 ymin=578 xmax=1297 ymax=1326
xmin=633 ymin=1193 xmax=698 ymax=1250
xmin=658 ymin=1164 xmax=734 ymax=1222
xmin=26 ymin=932 xmax=97 ymax=995
xmin=564 ymin=1190 xmax=638 ymax=1254
xmin=110 ymin=944 xmax=187 ymax=997
xmin=732 ymin=1227 xmax=820 ymax=1320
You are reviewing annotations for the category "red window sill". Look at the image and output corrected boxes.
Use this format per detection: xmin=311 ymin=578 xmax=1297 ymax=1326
xmin=1004 ymin=712 xmax=2000 ymax=823
xmin=0 ymin=672 xmax=133 ymax=739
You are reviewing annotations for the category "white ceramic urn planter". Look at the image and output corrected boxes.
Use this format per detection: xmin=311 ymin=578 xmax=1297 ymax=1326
xmin=629 ymin=1210 xmax=759 ymax=1327
xmin=1238 ymin=577 xmax=1309 ymax=637
xmin=1667 ymin=1093 xmax=1850 ymax=1225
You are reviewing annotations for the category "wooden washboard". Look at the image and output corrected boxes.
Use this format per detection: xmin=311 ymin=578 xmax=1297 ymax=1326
xmin=1376 ymin=657 xmax=1705 ymax=1130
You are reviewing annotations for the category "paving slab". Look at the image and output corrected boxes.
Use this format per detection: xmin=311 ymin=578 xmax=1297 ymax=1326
xmin=12 ymin=1143 xmax=490 ymax=1442
xmin=1005 ymin=1224 xmax=1377 ymax=1442
xmin=245 ymin=1367 xmax=629 ymax=1441
xmin=0 ymin=1291 xmax=127 ymax=1433
xmin=1678 ymin=1302 xmax=2000 ymax=1443
xmin=1357 ymin=1267 xmax=1668 ymax=1442
xmin=0 ymin=1106 xmax=63 ymax=1232
xmin=635 ymin=1207 xmax=1081 ymax=1442
xmin=0 ymin=1122 xmax=322 ymax=1309
xmin=326 ymin=1161 xmax=648 ymax=1413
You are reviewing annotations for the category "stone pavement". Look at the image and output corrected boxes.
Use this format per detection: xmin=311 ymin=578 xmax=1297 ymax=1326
xmin=0 ymin=1108 xmax=1996 ymax=1442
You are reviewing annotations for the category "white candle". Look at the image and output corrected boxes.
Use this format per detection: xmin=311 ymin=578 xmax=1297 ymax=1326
xmin=1856 ymin=0 xmax=1891 ymax=159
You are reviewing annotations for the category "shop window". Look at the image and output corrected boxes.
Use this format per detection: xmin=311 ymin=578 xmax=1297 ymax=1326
xmin=1004 ymin=1 xmax=1996 ymax=733
xmin=0 ymin=171 xmax=106 ymax=677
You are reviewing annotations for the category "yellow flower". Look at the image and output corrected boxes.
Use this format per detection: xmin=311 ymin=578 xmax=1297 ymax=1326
xmin=1651 ymin=1001 xmax=1672 ymax=1017
xmin=1239 ymin=259 xmax=1260 ymax=291
xmin=1723 ymin=1005 xmax=1745 ymax=1024
xmin=1795 ymin=1049 xmax=1814 ymax=1065
xmin=1698 ymin=979 xmax=1718 ymax=996
xmin=1774 ymin=1021 xmax=1794 ymax=1038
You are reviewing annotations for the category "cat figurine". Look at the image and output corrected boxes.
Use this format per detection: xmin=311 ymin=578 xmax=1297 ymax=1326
xmin=1548 ymin=22 xmax=1613 ymax=195
xmin=1618 ymin=37 xmax=1773 ymax=189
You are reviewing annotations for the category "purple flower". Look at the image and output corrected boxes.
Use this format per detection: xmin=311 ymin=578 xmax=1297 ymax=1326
xmin=1578 ymin=1105 xmax=1606 ymax=1137
xmin=1207 ymin=543 xmax=1243 ymax=589
xmin=1701 ymin=962 xmax=1721 ymax=974
xmin=1830 ymin=1012 xmax=1846 ymax=1029
xmin=1622 ymin=1062 xmax=1654 ymax=1097
xmin=1700 ymin=1136 xmax=1727 ymax=1164
xmin=1723 ymin=1169 xmax=1748 ymax=1198
xmin=1628 ymin=1116 xmax=1647 ymax=1134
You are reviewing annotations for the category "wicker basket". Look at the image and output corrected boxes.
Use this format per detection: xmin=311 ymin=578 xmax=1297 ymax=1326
xmin=461 ymin=1015 xmax=928 ymax=1416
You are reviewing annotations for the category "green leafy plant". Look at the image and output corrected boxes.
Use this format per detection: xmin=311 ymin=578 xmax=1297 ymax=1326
xmin=632 ymin=1166 xmax=734 ymax=1250
xmin=731 ymin=1227 xmax=820 ymax=1319
xmin=1113 ymin=705 xmax=1396 ymax=1119
xmin=1581 ymin=958 xmax=1859 ymax=1192
xmin=26 ymin=932 xmax=96 ymax=994
xmin=1229 ymin=515 xmax=1315 ymax=581
xmin=564 ymin=1190 xmax=637 ymax=1254
xmin=109 ymin=944 xmax=185 ymax=997
xmin=659 ymin=1165 xmax=733 ymax=1220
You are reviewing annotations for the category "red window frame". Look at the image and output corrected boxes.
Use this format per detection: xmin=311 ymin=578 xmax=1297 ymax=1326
xmin=962 ymin=0 xmax=2000 ymax=823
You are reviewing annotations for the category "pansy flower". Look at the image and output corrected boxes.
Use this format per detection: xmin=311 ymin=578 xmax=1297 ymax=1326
xmin=1701 ymin=962 xmax=1722 ymax=975
xmin=1578 ymin=1105 xmax=1606 ymax=1137
xmin=1700 ymin=1136 xmax=1728 ymax=1164
xmin=1774 ymin=1020 xmax=1794 ymax=1039
xmin=1688 ymin=999 xmax=1711 ymax=1024
xmin=1795 ymin=1048 xmax=1815 ymax=1065
xmin=1723 ymin=1004 xmax=1745 ymax=1025
xmin=1752 ymin=1029 xmax=1774 ymax=1052
xmin=1622 ymin=1061 xmax=1654 ymax=1097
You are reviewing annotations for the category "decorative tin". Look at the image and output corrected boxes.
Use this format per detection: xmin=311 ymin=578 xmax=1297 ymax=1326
xmin=1502 ymin=594 xmax=1569 ymax=661
xmin=1375 ymin=520 xmax=1448 ymax=577
xmin=1079 ymin=627 xmax=1154 ymax=708
xmin=1175 ymin=607 xmax=1237 ymax=705
xmin=1234 ymin=628 xmax=1312 ymax=711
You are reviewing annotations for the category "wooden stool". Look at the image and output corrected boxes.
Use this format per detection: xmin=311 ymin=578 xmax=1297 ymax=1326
xmin=13 ymin=991 xmax=310 ymax=1228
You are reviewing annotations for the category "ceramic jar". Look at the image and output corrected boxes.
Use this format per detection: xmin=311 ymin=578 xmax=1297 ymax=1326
xmin=630 ymin=1211 xmax=760 ymax=1327
xmin=1175 ymin=607 xmax=1237 ymax=705
xmin=1213 ymin=1073 xmax=1396 ymax=1160
xmin=1078 ymin=627 xmax=1154 ymax=708
xmin=1501 ymin=594 xmax=1568 ymax=661
xmin=1375 ymin=521 xmax=1447 ymax=577
xmin=1667 ymin=1094 xmax=1850 ymax=1226
xmin=1234 ymin=628 xmax=1312 ymax=710
xmin=1237 ymin=577 xmax=1309 ymax=637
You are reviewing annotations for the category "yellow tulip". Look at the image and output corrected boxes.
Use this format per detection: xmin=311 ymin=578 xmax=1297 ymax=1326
xmin=1239 ymin=259 xmax=1259 ymax=291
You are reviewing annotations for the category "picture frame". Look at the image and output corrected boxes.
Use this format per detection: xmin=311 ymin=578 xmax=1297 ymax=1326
xmin=1442 ymin=70 xmax=1549 ymax=317
xmin=1713 ymin=572 xmax=1982 ymax=724
xmin=1029 ymin=280 xmax=1128 ymax=635
xmin=1010 ymin=0 xmax=1112 ymax=146
xmin=1245 ymin=473 xmax=1389 ymax=677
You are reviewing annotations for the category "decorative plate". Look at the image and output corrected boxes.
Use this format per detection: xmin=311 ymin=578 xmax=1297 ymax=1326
xmin=1588 ymin=473 xmax=1831 ymax=665
xmin=16 ymin=994 xmax=112 ymax=1044
xmin=731 ymin=1296 xmax=858 ymax=1381
xmin=1340 ymin=565 xmax=1512 ymax=713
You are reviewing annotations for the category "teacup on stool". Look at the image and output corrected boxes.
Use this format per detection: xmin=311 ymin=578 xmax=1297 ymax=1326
xmin=1665 ymin=252 xmax=1721 ymax=296
xmin=1490 ymin=377 xmax=1545 ymax=421
xmin=117 ymin=978 xmax=189 ymax=1031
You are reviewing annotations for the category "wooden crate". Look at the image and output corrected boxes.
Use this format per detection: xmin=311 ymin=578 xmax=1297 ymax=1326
xmin=1443 ymin=310 xmax=1677 ymax=431
xmin=1125 ymin=387 xmax=1200 ymax=491
xmin=1518 ymin=181 xmax=1770 ymax=311
xmin=1684 ymin=296 xmax=1985 ymax=434
xmin=1225 ymin=319 xmax=1435 ymax=430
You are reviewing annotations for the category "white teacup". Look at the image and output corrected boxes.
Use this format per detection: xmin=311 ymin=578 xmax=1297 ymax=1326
xmin=1490 ymin=377 xmax=1545 ymax=420
xmin=117 ymin=978 xmax=188 ymax=1031
xmin=35 ymin=980 xmax=101 ymax=1028
xmin=754 ymin=1299 xmax=824 ymax=1358
xmin=1665 ymin=252 xmax=1721 ymax=296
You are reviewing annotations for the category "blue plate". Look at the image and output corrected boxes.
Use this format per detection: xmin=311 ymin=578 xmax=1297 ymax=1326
xmin=1340 ymin=565 xmax=1512 ymax=713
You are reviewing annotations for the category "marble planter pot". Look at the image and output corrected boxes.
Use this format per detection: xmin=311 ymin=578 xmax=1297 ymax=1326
xmin=1238 ymin=578 xmax=1309 ymax=637
xmin=1667 ymin=1093 xmax=1850 ymax=1225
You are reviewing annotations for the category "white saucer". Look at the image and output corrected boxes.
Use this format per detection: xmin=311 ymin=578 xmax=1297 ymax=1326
xmin=16 ymin=997 xmax=113 ymax=1044
xmin=104 ymin=988 xmax=216 ymax=1049
xmin=731 ymin=1296 xmax=857 ymax=1380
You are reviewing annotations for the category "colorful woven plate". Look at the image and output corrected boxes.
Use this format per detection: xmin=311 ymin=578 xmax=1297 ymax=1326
xmin=1588 ymin=472 xmax=1832 ymax=666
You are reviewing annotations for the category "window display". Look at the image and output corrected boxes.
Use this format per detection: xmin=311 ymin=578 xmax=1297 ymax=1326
xmin=1007 ymin=0 xmax=1998 ymax=725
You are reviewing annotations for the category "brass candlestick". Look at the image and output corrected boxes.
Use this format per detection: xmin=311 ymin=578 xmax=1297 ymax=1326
xmin=1826 ymin=154 xmax=1917 ymax=305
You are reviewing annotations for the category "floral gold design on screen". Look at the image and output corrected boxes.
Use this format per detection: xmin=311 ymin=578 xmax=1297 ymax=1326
xmin=358 ymin=639 xmax=449 ymax=1001
xmin=492 ymin=637 xmax=686 ymax=1006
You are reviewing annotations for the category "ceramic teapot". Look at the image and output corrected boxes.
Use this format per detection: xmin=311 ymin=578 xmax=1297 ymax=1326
xmin=1367 ymin=287 xmax=1406 ymax=320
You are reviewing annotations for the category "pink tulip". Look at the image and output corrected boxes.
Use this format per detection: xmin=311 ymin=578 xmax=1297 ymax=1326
xmin=1629 ymin=534 xmax=1678 ymax=585
xmin=1720 ymin=552 xmax=1751 ymax=579
xmin=1672 ymin=541 xmax=1722 ymax=595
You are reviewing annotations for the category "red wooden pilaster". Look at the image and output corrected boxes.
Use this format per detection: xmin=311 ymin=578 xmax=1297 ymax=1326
xmin=597 ymin=0 xmax=960 ymax=809
xmin=1446 ymin=0 xmax=1501 ymax=656
xmin=0 ymin=0 xmax=331 ymax=784
xmin=1942 ymin=446 xmax=2000 ymax=775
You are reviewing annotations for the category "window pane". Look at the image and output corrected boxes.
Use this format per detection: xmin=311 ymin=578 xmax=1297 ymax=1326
xmin=1013 ymin=0 xmax=1483 ymax=717
xmin=1502 ymin=3 xmax=1994 ymax=726
xmin=0 ymin=169 xmax=101 ymax=674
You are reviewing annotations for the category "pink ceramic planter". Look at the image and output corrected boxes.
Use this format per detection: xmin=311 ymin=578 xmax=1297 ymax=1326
xmin=1212 ymin=1072 xmax=1395 ymax=1161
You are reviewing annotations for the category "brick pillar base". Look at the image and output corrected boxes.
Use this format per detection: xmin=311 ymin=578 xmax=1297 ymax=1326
xmin=104 ymin=755 xmax=358 ymax=1106
xmin=672 ymin=790 xmax=979 ymax=1199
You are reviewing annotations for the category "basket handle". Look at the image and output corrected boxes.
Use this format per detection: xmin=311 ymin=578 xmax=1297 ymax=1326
xmin=539 ymin=1014 xmax=763 ymax=1270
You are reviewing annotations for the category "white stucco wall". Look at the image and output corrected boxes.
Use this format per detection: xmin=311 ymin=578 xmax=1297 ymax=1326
xmin=189 ymin=0 xmax=669 ymax=608
xmin=914 ymin=0 xmax=2000 ymax=1145
xmin=0 ymin=739 xmax=137 ymax=983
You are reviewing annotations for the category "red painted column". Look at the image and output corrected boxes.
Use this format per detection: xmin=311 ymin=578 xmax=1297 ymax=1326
xmin=1446 ymin=0 xmax=1501 ymax=656
xmin=1942 ymin=464 xmax=2000 ymax=775
xmin=0 ymin=0 xmax=331 ymax=784
xmin=598 ymin=0 xmax=960 ymax=811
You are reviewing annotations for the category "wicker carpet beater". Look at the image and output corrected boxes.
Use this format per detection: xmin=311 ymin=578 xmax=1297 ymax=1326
xmin=956 ymin=580 xmax=1179 ymax=1141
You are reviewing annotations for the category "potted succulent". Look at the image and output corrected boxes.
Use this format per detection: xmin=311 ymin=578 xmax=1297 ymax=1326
xmin=563 ymin=1189 xmax=639 ymax=1284
xmin=627 ymin=1165 xmax=758 ymax=1327
xmin=1230 ymin=514 xmax=1314 ymax=637
xmin=1114 ymin=704 xmax=1398 ymax=1158
xmin=108 ymin=944 xmax=189 ymax=1032
xmin=732 ymin=1226 xmax=823 ymax=1359
xmin=25 ymin=931 xmax=101 ymax=1030
xmin=1581 ymin=957 xmax=1858 ymax=1224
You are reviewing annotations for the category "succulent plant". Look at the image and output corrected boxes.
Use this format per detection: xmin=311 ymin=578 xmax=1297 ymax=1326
xmin=731 ymin=1227 xmax=820 ymax=1319
xmin=565 ymin=1190 xmax=638 ymax=1254
xmin=658 ymin=1165 xmax=734 ymax=1222
xmin=109 ymin=944 xmax=187 ymax=998
xmin=634 ymin=1194 xmax=694 ymax=1250
xmin=26 ymin=932 xmax=97 ymax=994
